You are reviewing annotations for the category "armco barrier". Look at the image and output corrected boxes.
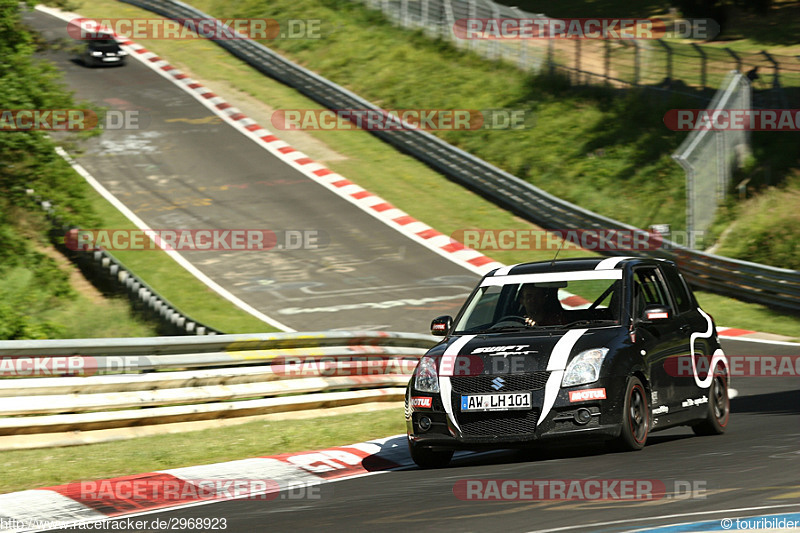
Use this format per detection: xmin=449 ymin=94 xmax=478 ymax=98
xmin=26 ymin=185 xmax=221 ymax=336
xmin=0 ymin=332 xmax=436 ymax=435
xmin=118 ymin=0 xmax=800 ymax=313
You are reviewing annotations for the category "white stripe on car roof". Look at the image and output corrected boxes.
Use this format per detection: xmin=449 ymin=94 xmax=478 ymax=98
xmin=481 ymin=271 xmax=622 ymax=287
xmin=594 ymin=257 xmax=632 ymax=270
xmin=492 ymin=264 xmax=521 ymax=276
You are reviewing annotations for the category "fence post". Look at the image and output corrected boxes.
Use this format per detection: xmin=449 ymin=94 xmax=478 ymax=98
xmin=468 ymin=0 xmax=476 ymax=53
xmin=604 ymin=39 xmax=610 ymax=84
xmin=443 ymin=0 xmax=455 ymax=42
xmin=761 ymin=50 xmax=788 ymax=108
xmin=490 ymin=3 xmax=500 ymax=60
xmin=725 ymin=48 xmax=741 ymax=73
xmin=633 ymin=41 xmax=640 ymax=86
xmin=657 ymin=39 xmax=672 ymax=87
xmin=575 ymin=39 xmax=581 ymax=84
xmin=691 ymin=43 xmax=707 ymax=87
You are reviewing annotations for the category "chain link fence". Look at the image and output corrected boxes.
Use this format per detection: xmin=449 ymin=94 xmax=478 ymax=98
xmin=354 ymin=0 xmax=800 ymax=107
xmin=672 ymin=72 xmax=752 ymax=249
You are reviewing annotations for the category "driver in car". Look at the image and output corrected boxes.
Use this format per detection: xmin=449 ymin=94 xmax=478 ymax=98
xmin=519 ymin=284 xmax=565 ymax=326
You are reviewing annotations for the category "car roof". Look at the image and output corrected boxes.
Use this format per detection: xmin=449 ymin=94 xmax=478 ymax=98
xmin=487 ymin=256 xmax=672 ymax=277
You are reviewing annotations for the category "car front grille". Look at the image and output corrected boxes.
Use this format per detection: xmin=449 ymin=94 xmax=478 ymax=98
xmin=456 ymin=408 xmax=541 ymax=437
xmin=450 ymin=372 xmax=550 ymax=394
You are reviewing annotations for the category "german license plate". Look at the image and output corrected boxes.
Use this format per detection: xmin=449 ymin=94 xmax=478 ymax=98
xmin=460 ymin=392 xmax=531 ymax=412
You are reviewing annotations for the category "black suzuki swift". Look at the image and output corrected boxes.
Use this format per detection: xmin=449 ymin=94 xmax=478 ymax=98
xmin=405 ymin=257 xmax=730 ymax=468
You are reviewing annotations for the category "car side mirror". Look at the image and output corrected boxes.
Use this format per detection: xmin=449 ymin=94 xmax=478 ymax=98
xmin=430 ymin=315 xmax=453 ymax=336
xmin=641 ymin=305 xmax=672 ymax=322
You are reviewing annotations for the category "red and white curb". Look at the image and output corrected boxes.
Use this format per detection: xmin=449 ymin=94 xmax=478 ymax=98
xmin=36 ymin=5 xmax=503 ymax=280
xmin=0 ymin=435 xmax=414 ymax=531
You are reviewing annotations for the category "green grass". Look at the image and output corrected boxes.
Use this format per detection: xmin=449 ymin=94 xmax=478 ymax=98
xmin=41 ymin=291 xmax=158 ymax=338
xmin=0 ymin=409 xmax=404 ymax=494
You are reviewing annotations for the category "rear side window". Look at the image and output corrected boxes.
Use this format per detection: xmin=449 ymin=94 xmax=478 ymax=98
xmin=661 ymin=266 xmax=694 ymax=314
xmin=632 ymin=267 xmax=671 ymax=316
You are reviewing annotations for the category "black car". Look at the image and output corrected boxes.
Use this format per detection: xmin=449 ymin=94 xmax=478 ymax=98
xmin=82 ymin=34 xmax=127 ymax=67
xmin=405 ymin=257 xmax=730 ymax=468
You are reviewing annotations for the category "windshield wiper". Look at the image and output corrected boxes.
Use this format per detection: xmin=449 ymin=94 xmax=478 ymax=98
xmin=473 ymin=325 xmax=531 ymax=334
xmin=562 ymin=319 xmax=618 ymax=328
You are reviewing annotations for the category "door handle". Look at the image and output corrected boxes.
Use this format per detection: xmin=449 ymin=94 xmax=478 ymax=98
xmin=680 ymin=325 xmax=691 ymax=334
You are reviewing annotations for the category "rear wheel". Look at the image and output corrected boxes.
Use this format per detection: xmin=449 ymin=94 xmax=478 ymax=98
xmin=408 ymin=439 xmax=453 ymax=469
xmin=611 ymin=376 xmax=649 ymax=451
xmin=692 ymin=368 xmax=729 ymax=435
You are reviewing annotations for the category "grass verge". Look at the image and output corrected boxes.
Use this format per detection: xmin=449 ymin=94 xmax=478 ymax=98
xmin=0 ymin=409 xmax=404 ymax=494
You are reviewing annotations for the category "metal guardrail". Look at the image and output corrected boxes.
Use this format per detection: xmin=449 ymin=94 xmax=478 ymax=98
xmin=28 ymin=175 xmax=221 ymax=336
xmin=117 ymin=0 xmax=800 ymax=313
xmin=0 ymin=332 xmax=435 ymax=435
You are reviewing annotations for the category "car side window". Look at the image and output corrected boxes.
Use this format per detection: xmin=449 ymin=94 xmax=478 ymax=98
xmin=634 ymin=268 xmax=671 ymax=311
xmin=661 ymin=266 xmax=693 ymax=315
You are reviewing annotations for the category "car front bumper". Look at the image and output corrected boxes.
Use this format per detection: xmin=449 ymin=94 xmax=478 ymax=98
xmin=406 ymin=378 xmax=627 ymax=449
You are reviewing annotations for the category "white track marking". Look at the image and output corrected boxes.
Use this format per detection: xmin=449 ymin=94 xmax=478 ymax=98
xmin=525 ymin=503 xmax=800 ymax=533
xmin=54 ymin=147 xmax=294 ymax=332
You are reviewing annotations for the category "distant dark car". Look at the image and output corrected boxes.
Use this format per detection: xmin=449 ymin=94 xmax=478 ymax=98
xmin=82 ymin=35 xmax=127 ymax=67
xmin=405 ymin=257 xmax=730 ymax=468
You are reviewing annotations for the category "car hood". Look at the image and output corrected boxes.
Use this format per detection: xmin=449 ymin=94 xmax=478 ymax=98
xmin=425 ymin=326 xmax=627 ymax=374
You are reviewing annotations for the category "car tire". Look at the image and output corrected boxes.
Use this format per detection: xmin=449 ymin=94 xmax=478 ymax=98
xmin=692 ymin=368 xmax=729 ymax=436
xmin=611 ymin=376 xmax=649 ymax=451
xmin=408 ymin=439 xmax=453 ymax=469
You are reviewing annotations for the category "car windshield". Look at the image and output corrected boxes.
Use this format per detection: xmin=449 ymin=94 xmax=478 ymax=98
xmin=91 ymin=39 xmax=119 ymax=49
xmin=453 ymin=274 xmax=622 ymax=334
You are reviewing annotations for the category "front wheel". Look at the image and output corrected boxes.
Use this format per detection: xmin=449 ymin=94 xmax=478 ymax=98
xmin=408 ymin=439 xmax=453 ymax=469
xmin=611 ymin=376 xmax=649 ymax=451
xmin=692 ymin=369 xmax=729 ymax=436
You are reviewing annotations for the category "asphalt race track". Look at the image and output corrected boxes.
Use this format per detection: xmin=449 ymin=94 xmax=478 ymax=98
xmin=26 ymin=9 xmax=480 ymax=333
xmin=25 ymin=8 xmax=800 ymax=533
xmin=37 ymin=337 xmax=799 ymax=532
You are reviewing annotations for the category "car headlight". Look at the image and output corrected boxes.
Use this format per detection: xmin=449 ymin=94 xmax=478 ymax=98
xmin=414 ymin=356 xmax=440 ymax=393
xmin=91 ymin=51 xmax=103 ymax=56
xmin=562 ymin=348 xmax=609 ymax=387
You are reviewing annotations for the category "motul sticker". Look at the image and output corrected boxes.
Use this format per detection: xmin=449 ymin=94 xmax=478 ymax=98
xmin=411 ymin=396 xmax=433 ymax=408
xmin=569 ymin=388 xmax=607 ymax=402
